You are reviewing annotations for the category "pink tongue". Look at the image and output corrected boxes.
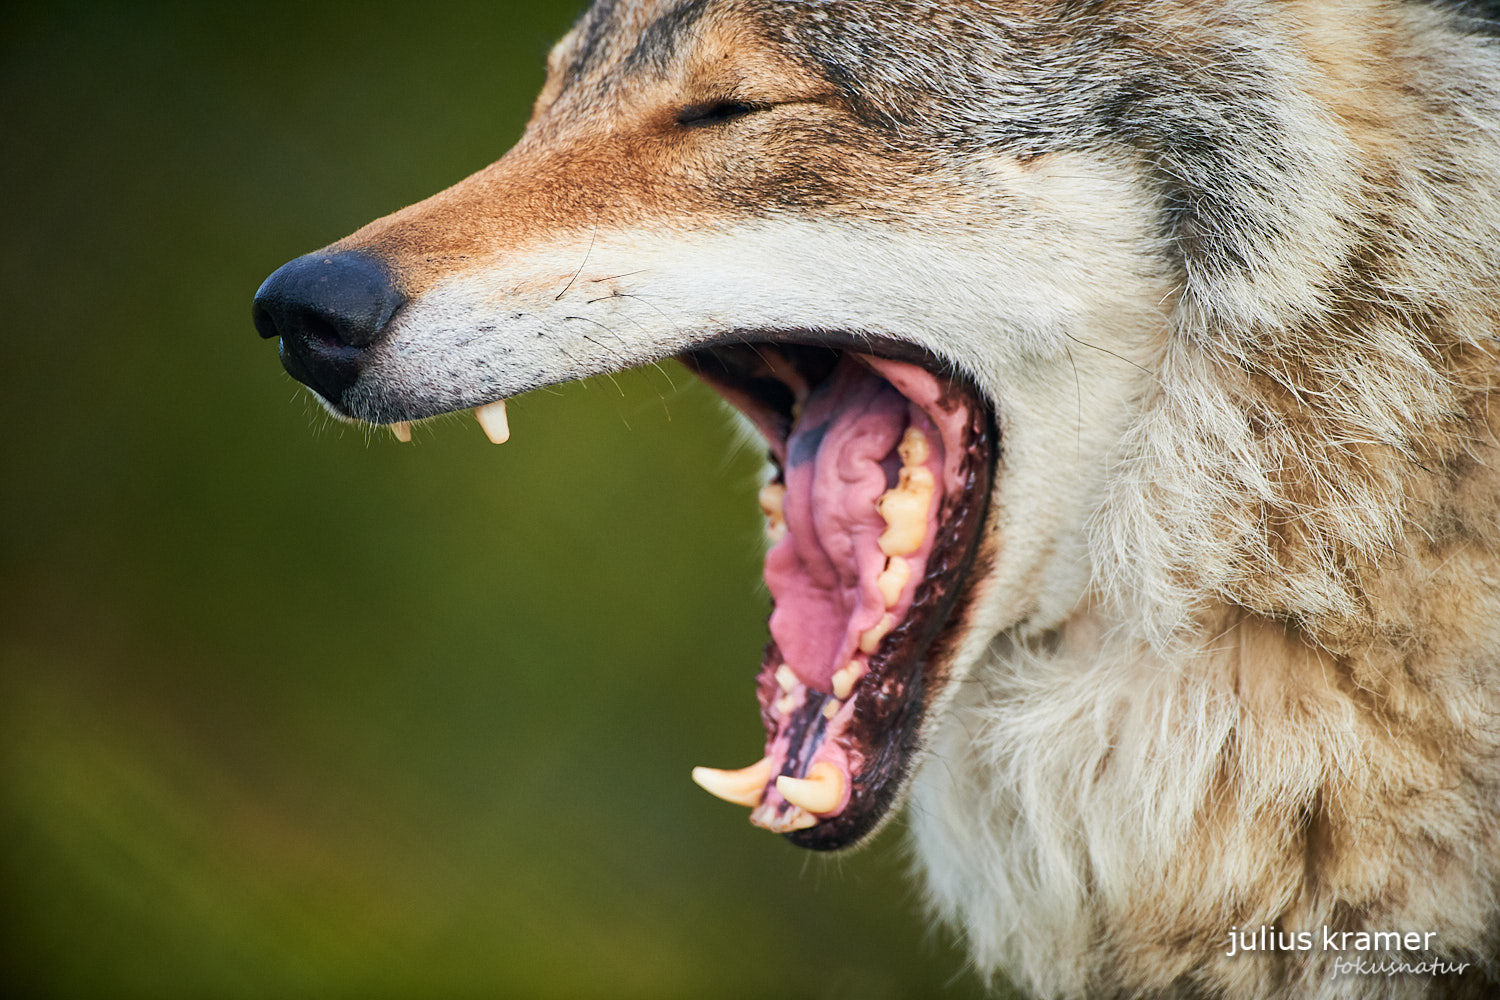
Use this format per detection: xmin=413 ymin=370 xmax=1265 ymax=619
xmin=764 ymin=360 xmax=909 ymax=691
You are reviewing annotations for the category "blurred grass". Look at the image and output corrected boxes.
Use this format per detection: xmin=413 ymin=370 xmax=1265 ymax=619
xmin=0 ymin=2 xmax=995 ymax=997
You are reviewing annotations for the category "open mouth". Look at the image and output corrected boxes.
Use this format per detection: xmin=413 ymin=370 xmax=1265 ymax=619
xmin=679 ymin=337 xmax=997 ymax=850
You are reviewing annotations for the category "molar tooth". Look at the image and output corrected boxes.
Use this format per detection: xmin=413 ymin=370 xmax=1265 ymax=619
xmin=776 ymin=762 xmax=844 ymax=815
xmin=691 ymin=758 xmax=774 ymax=808
xmin=859 ymin=614 xmax=896 ymax=654
xmin=876 ymin=557 xmax=910 ymax=607
xmin=898 ymin=427 xmax=930 ymax=467
xmin=775 ymin=664 xmax=797 ymax=693
xmin=832 ymin=661 xmax=862 ymax=700
xmin=876 ymin=466 xmax=935 ymax=557
xmin=390 ymin=421 xmax=412 ymax=443
xmin=474 ymin=399 xmax=510 ymax=444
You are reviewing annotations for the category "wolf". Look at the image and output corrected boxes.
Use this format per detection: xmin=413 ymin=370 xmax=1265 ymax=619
xmin=253 ymin=0 xmax=1500 ymax=995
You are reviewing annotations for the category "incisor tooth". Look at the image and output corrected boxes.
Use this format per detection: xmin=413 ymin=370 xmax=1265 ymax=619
xmin=898 ymin=427 xmax=930 ymax=467
xmin=775 ymin=664 xmax=797 ymax=693
xmin=390 ymin=421 xmax=412 ymax=443
xmin=692 ymin=758 xmax=774 ymax=808
xmin=474 ymin=399 xmax=510 ymax=444
xmin=776 ymin=762 xmax=844 ymax=815
xmin=859 ymin=614 xmax=896 ymax=654
xmin=876 ymin=556 xmax=910 ymax=607
xmin=784 ymin=808 xmax=818 ymax=831
xmin=877 ymin=465 xmax=935 ymax=557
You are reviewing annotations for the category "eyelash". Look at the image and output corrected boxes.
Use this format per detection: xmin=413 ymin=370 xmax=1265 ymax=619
xmin=676 ymin=100 xmax=762 ymax=128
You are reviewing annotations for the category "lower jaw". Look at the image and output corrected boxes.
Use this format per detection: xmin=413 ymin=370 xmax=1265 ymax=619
xmin=681 ymin=343 xmax=998 ymax=850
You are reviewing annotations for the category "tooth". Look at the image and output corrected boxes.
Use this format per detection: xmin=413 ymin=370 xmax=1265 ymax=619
xmin=784 ymin=808 xmax=818 ymax=831
xmin=474 ymin=399 xmax=510 ymax=444
xmin=776 ymin=762 xmax=844 ymax=815
xmin=775 ymin=664 xmax=797 ymax=693
xmin=822 ymin=699 xmax=840 ymax=720
xmin=775 ymin=693 xmax=796 ymax=715
xmin=902 ymin=466 xmax=935 ymax=492
xmin=898 ymin=427 xmax=930 ymax=467
xmin=832 ymin=661 xmax=862 ymax=700
xmin=692 ymin=758 xmax=773 ymax=808
xmin=876 ymin=557 xmax=910 ymax=607
xmin=859 ymin=614 xmax=896 ymax=654
xmin=876 ymin=466 xmax=935 ymax=557
xmin=390 ymin=421 xmax=412 ymax=443
xmin=759 ymin=483 xmax=786 ymax=522
xmin=760 ymin=483 xmax=787 ymax=541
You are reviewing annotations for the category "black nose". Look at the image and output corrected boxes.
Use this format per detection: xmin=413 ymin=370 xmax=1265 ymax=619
xmin=252 ymin=251 xmax=405 ymax=402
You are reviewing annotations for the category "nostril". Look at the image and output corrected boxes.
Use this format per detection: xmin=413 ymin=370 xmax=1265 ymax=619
xmin=253 ymin=250 xmax=405 ymax=348
xmin=252 ymin=250 xmax=405 ymax=400
xmin=293 ymin=309 xmax=345 ymax=349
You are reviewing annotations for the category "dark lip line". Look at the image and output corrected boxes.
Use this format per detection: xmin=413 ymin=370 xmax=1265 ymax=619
xmin=681 ymin=328 xmax=969 ymax=381
xmin=333 ymin=327 xmax=976 ymax=425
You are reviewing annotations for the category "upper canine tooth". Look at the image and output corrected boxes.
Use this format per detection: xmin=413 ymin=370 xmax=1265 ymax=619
xmin=876 ymin=557 xmax=910 ymax=607
xmin=898 ymin=427 xmax=930 ymax=467
xmin=876 ymin=466 xmax=935 ymax=557
xmin=474 ymin=399 xmax=510 ymax=444
xmin=775 ymin=762 xmax=845 ymax=815
xmin=390 ymin=421 xmax=413 ymax=443
xmin=775 ymin=664 xmax=798 ymax=693
xmin=692 ymin=757 xmax=774 ymax=808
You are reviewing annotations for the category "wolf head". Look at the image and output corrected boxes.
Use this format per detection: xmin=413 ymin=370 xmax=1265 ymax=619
xmin=255 ymin=1 xmax=1500 ymax=988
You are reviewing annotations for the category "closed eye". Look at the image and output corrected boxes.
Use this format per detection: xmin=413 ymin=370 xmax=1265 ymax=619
xmin=676 ymin=100 xmax=763 ymax=128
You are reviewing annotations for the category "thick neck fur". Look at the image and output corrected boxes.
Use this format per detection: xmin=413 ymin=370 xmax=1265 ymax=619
xmin=911 ymin=2 xmax=1500 ymax=997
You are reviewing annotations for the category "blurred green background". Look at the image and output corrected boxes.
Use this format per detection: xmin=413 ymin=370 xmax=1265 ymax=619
xmin=0 ymin=3 xmax=994 ymax=996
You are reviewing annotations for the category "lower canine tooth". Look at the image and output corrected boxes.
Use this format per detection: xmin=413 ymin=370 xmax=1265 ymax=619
xmin=776 ymin=762 xmax=844 ymax=815
xmin=390 ymin=421 xmax=412 ymax=443
xmin=474 ymin=399 xmax=510 ymax=444
xmin=692 ymin=758 xmax=774 ymax=808
xmin=822 ymin=699 xmax=840 ymax=720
